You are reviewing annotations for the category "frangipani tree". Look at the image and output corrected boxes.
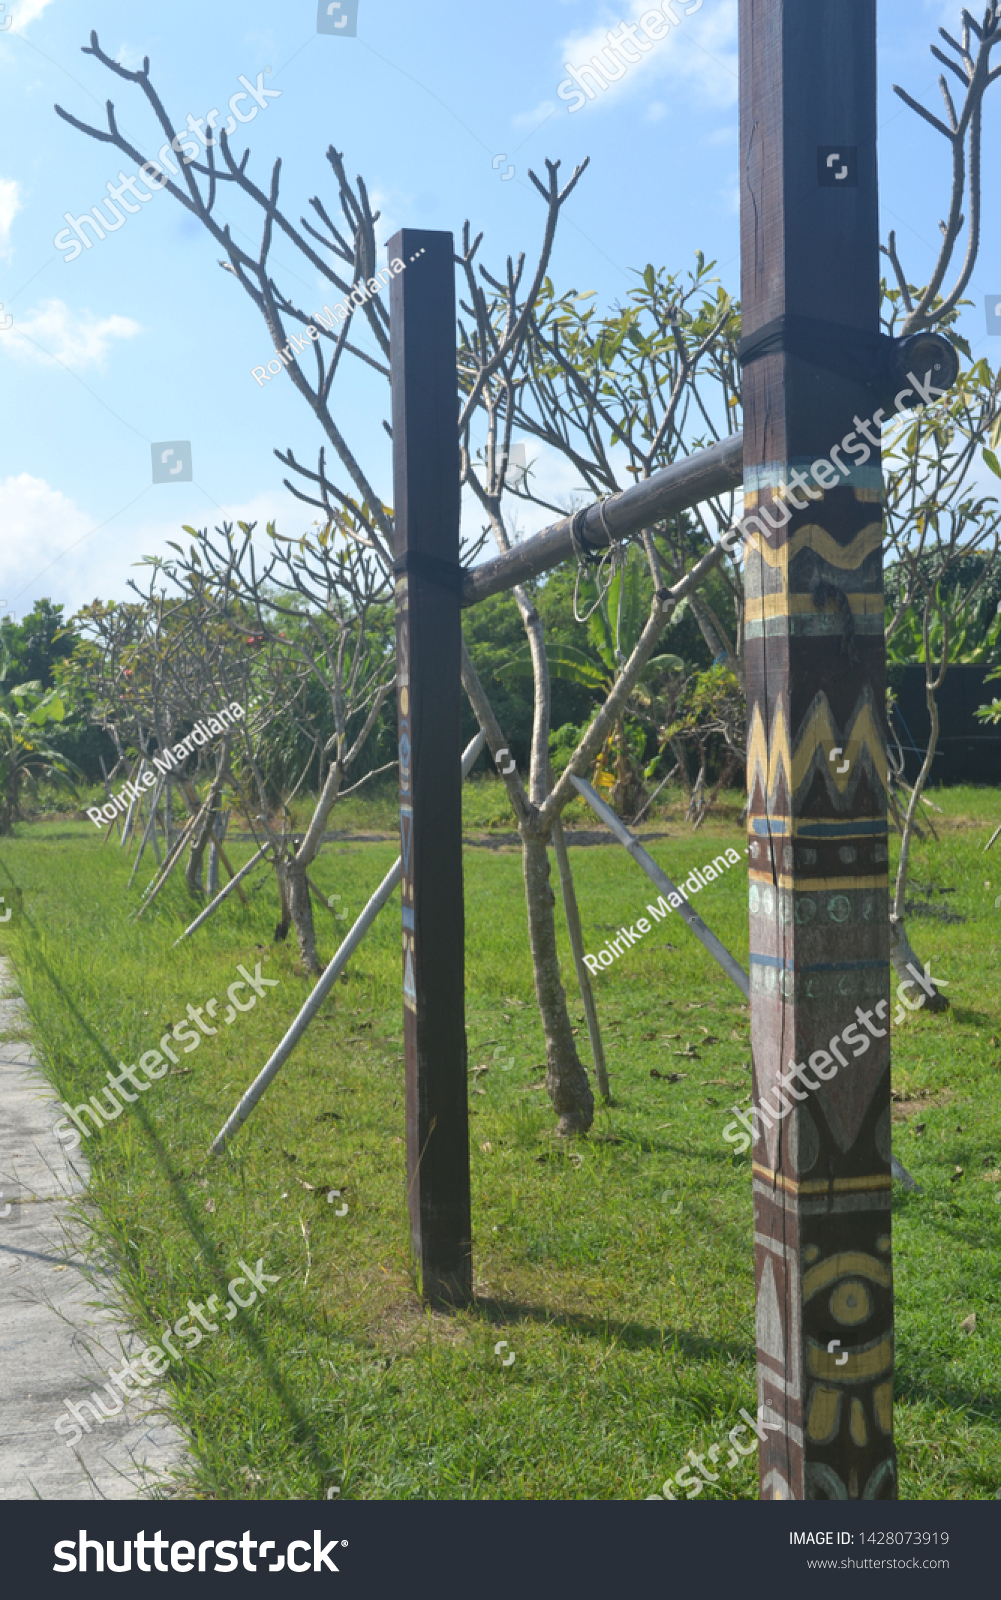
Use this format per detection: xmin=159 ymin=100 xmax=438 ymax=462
xmin=882 ymin=351 xmax=1001 ymax=995
xmin=145 ymin=520 xmax=396 ymax=973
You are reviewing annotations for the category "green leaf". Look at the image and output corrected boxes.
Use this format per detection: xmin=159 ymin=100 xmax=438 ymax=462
xmin=983 ymin=448 xmax=1001 ymax=480
xmin=587 ymin=600 xmax=615 ymax=673
xmin=544 ymin=644 xmax=608 ymax=688
xmin=498 ymin=641 xmax=607 ymax=690
xmin=975 ymin=697 xmax=1001 ymax=725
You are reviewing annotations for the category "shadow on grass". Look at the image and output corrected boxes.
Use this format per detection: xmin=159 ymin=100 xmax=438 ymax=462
xmin=6 ymin=910 xmax=333 ymax=1490
xmin=943 ymin=1005 xmax=996 ymax=1029
xmin=468 ymin=1292 xmax=754 ymax=1365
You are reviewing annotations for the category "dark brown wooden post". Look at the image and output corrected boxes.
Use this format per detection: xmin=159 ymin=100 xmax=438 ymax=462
xmin=739 ymin=1 xmax=896 ymax=1499
xmin=388 ymin=227 xmax=472 ymax=1307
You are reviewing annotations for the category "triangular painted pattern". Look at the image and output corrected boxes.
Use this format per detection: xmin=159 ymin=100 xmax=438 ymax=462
xmin=757 ymin=1256 xmax=786 ymax=1363
xmin=399 ymin=805 xmax=413 ymax=877
xmin=814 ymin=1052 xmax=888 ymax=1154
xmin=746 ymin=700 xmax=792 ymax=815
xmin=746 ymin=690 xmax=888 ymax=815
xmin=790 ymin=688 xmax=888 ymax=802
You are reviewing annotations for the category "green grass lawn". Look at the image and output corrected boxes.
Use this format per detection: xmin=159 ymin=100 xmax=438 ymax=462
xmin=1 ymin=779 xmax=999 ymax=1500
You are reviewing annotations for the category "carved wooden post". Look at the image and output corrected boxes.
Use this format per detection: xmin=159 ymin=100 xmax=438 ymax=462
xmin=739 ymin=0 xmax=896 ymax=1500
xmin=389 ymin=228 xmax=472 ymax=1307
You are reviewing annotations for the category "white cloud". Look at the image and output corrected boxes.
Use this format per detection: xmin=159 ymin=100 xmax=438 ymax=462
xmin=512 ymin=99 xmax=557 ymax=130
xmin=115 ymin=42 xmax=148 ymax=70
xmin=7 ymin=0 xmax=56 ymax=27
xmin=721 ymin=176 xmax=740 ymax=215
xmin=1 ymin=299 xmax=141 ymax=369
xmin=1 ymin=481 xmax=307 ymax=617
xmin=547 ymin=0 xmax=738 ymax=120
xmin=704 ymin=124 xmax=736 ymax=148
xmin=921 ymin=0 xmax=968 ymax=24
xmin=0 ymin=176 xmax=20 ymax=257
xmin=0 ymin=475 xmax=93 ymax=610
xmin=369 ymin=186 xmax=407 ymax=256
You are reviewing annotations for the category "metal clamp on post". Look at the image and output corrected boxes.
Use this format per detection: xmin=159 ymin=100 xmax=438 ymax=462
xmin=737 ymin=314 xmax=960 ymax=412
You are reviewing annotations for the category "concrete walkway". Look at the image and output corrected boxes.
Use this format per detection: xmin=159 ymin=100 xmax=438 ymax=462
xmin=0 ymin=954 xmax=189 ymax=1499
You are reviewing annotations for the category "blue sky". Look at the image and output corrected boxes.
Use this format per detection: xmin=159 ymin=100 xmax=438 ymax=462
xmin=0 ymin=0 xmax=998 ymax=618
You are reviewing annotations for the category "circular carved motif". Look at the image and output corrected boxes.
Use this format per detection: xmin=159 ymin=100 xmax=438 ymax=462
xmin=829 ymin=1279 xmax=873 ymax=1326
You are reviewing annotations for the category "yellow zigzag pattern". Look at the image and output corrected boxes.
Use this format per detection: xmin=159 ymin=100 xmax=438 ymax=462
xmin=746 ymin=694 xmax=887 ymax=811
xmin=744 ymin=520 xmax=884 ymax=574
xmin=746 ymin=700 xmax=791 ymax=808
xmin=792 ymin=695 xmax=887 ymax=798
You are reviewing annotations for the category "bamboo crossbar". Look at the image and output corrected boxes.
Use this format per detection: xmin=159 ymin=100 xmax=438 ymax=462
xmin=461 ymin=434 xmax=743 ymax=606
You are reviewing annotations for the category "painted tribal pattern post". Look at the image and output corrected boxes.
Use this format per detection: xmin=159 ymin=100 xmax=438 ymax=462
xmin=397 ymin=580 xmax=416 ymax=1013
xmin=739 ymin=0 xmax=896 ymax=1503
xmin=743 ymin=474 xmax=896 ymax=1502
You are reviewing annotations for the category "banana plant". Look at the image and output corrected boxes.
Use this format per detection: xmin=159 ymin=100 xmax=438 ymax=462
xmin=501 ymin=552 xmax=684 ymax=814
xmin=0 ymin=651 xmax=80 ymax=834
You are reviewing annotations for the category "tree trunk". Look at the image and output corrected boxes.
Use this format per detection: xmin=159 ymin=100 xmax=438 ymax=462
xmin=274 ymin=860 xmax=292 ymax=943
xmin=693 ymin=750 xmax=739 ymax=830
xmin=520 ymin=825 xmax=594 ymax=1135
xmin=184 ymin=746 xmax=229 ymax=900
xmin=888 ymin=914 xmax=949 ymax=1013
xmin=206 ymin=811 xmax=227 ymax=899
xmin=614 ymin=716 xmax=629 ymax=812
xmin=890 ymin=674 xmax=949 ymax=1012
xmin=550 ymin=796 xmax=609 ymax=1100
xmin=207 ymin=829 xmax=220 ymax=898
xmin=287 ymin=857 xmax=320 ymax=974
xmin=886 ymin=783 xmax=912 ymax=839
xmin=613 ymin=715 xmax=645 ymax=820
xmin=504 ymin=567 xmax=596 ymax=1136
xmin=670 ymin=736 xmax=692 ymax=802
xmin=260 ymin=758 xmax=344 ymax=969
xmin=282 ymin=758 xmax=344 ymax=974
xmin=686 ymin=756 xmax=706 ymax=825
xmin=459 ymin=635 xmax=593 ymax=1136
